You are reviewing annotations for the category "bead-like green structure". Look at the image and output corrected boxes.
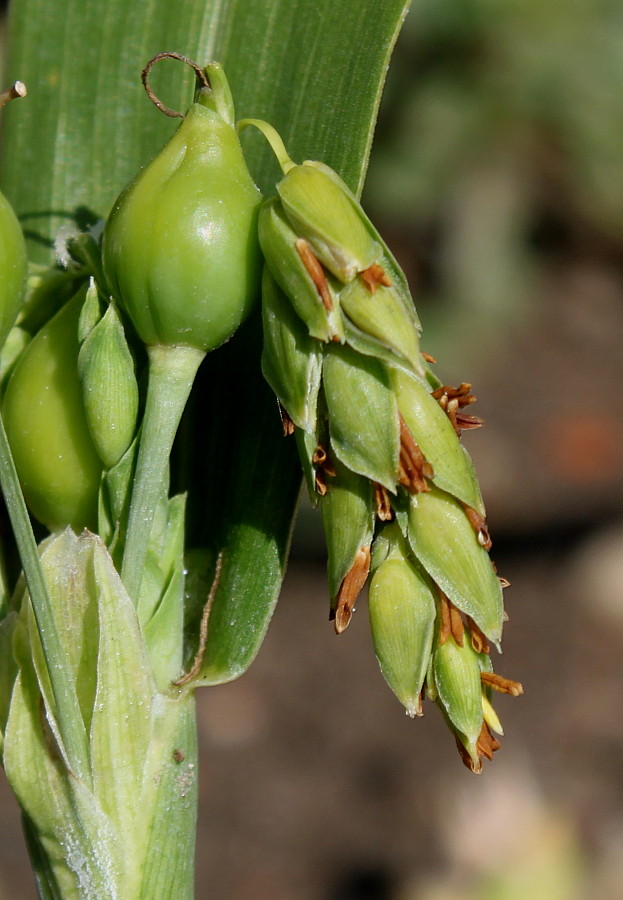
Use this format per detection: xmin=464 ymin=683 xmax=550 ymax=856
xmin=0 ymin=190 xmax=27 ymax=350
xmin=103 ymin=86 xmax=262 ymax=352
xmin=103 ymin=62 xmax=264 ymax=603
xmin=3 ymin=289 xmax=103 ymax=532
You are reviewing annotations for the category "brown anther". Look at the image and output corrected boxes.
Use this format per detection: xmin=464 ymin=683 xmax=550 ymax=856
xmin=455 ymin=383 xmax=476 ymax=404
xmin=439 ymin=592 xmax=451 ymax=645
xmin=462 ymin=505 xmax=492 ymax=551
xmin=413 ymin=692 xmax=424 ymax=717
xmin=433 ymin=382 xmax=480 ymax=432
xmin=295 ymin=238 xmax=334 ymax=311
xmin=480 ymin=672 xmax=524 ymax=697
xmin=455 ymin=736 xmax=483 ymax=774
xmin=313 ymin=444 xmax=336 ymax=495
xmin=315 ymin=473 xmax=328 ymax=496
xmin=450 ymin=603 xmax=465 ymax=647
xmin=373 ymin=483 xmax=393 ymax=521
xmin=312 ymin=444 xmax=328 ymax=467
xmin=360 ymin=263 xmax=392 ymax=294
xmin=499 ymin=576 xmax=511 ymax=589
xmin=476 ymin=721 xmax=501 ymax=761
xmin=398 ymin=414 xmax=433 ymax=493
xmin=279 ymin=404 xmax=295 ymax=436
xmin=446 ymin=397 xmax=460 ymax=433
xmin=432 ymin=383 xmax=477 ymax=408
xmin=455 ymin=412 xmax=484 ymax=431
xmin=439 ymin=591 xmax=464 ymax=646
xmin=421 ymin=351 xmax=437 ymax=364
xmin=334 ymin=546 xmax=371 ymax=634
xmin=431 ymin=385 xmax=449 ymax=400
xmin=467 ymin=617 xmax=490 ymax=655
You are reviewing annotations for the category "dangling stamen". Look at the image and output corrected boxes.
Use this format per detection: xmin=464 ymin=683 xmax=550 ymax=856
xmin=398 ymin=414 xmax=433 ymax=493
xmin=296 ymin=239 xmax=334 ymax=311
xmin=313 ymin=444 xmax=336 ymax=495
xmin=334 ymin=545 xmax=371 ymax=634
xmin=373 ymin=482 xmax=393 ymax=521
xmin=278 ymin=403 xmax=295 ymax=436
xmin=467 ymin=616 xmax=490 ymax=655
xmin=480 ymin=672 xmax=524 ymax=697
xmin=463 ymin=504 xmax=492 ymax=551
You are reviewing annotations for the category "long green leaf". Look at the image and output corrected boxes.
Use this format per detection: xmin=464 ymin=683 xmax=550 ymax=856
xmin=2 ymin=0 xmax=410 ymax=249
xmin=1 ymin=0 xmax=411 ymax=684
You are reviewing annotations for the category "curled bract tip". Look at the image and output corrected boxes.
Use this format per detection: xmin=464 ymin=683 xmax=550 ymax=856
xmin=141 ymin=51 xmax=209 ymax=118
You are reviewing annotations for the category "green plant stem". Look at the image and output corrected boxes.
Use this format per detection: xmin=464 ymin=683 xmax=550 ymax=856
xmin=0 ymin=412 xmax=90 ymax=782
xmin=237 ymin=118 xmax=295 ymax=174
xmin=121 ymin=343 xmax=204 ymax=602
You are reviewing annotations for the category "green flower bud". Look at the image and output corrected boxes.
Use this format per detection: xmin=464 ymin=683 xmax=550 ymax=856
xmin=261 ymin=268 xmax=322 ymax=433
xmin=3 ymin=289 xmax=103 ymax=532
xmin=103 ymin=63 xmax=262 ymax=351
xmin=368 ymin=525 xmax=436 ymax=716
xmin=320 ymin=457 xmax=375 ymax=629
xmin=258 ymin=198 xmax=345 ymax=342
xmin=77 ymin=288 xmax=139 ymax=468
xmin=433 ymin=634 xmax=483 ymax=767
xmin=323 ymin=343 xmax=399 ymax=491
xmin=391 ymin=367 xmax=485 ymax=513
xmin=407 ymin=485 xmax=503 ymax=642
xmin=0 ymin=190 xmax=27 ymax=351
xmin=339 ymin=275 xmax=421 ymax=373
xmin=277 ymin=161 xmax=381 ymax=282
xmin=78 ymin=274 xmax=104 ymax=342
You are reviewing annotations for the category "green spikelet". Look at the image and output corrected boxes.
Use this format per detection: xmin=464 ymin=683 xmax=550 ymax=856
xmin=247 ymin=117 xmax=521 ymax=771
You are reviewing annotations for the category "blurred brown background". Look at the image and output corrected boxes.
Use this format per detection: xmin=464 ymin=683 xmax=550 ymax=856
xmin=2 ymin=1 xmax=623 ymax=897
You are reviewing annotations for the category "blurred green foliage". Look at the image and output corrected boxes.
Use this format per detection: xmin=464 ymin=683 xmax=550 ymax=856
xmin=364 ymin=0 xmax=623 ymax=366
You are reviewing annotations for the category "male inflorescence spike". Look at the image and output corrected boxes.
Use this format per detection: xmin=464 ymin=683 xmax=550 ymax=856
xmin=244 ymin=116 xmax=523 ymax=772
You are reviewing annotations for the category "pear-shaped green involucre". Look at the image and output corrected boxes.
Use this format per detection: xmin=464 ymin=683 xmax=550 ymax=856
xmin=103 ymin=80 xmax=262 ymax=352
xmin=3 ymin=289 xmax=103 ymax=532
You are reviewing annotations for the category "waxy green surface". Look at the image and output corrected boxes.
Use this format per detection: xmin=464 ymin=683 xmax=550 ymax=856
xmin=3 ymin=291 xmax=102 ymax=532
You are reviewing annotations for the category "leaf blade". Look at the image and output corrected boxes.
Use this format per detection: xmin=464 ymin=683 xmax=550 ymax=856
xmin=2 ymin=0 xmax=412 ymax=684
